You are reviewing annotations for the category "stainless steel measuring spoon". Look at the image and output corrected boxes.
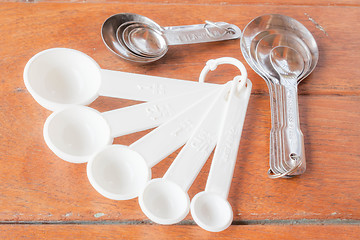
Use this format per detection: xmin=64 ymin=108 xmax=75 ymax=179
xmin=102 ymin=13 xmax=241 ymax=63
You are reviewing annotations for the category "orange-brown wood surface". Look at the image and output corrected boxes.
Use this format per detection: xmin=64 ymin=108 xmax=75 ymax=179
xmin=0 ymin=1 xmax=359 ymax=239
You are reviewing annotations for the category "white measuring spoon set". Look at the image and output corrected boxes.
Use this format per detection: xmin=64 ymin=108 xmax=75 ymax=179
xmin=24 ymin=48 xmax=252 ymax=232
xmin=139 ymin=58 xmax=251 ymax=229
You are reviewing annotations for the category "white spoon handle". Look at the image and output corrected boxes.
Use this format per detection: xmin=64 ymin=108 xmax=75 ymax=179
xmin=163 ymin=83 xmax=231 ymax=192
xmin=101 ymin=88 xmax=214 ymax=138
xmin=130 ymin=89 xmax=219 ymax=168
xmin=205 ymin=79 xmax=252 ymax=199
xmin=99 ymin=69 xmax=219 ymax=101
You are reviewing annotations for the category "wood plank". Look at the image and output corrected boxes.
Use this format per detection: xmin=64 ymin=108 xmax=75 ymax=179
xmin=0 ymin=3 xmax=359 ymax=95
xmin=0 ymin=225 xmax=359 ymax=239
xmin=9 ymin=0 xmax=360 ymax=7
xmin=1 ymin=94 xmax=359 ymax=221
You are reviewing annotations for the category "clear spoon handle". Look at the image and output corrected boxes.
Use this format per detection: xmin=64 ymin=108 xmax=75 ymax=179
xmin=163 ymin=22 xmax=241 ymax=45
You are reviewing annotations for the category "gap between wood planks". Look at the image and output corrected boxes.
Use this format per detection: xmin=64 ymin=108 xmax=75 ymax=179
xmin=0 ymin=219 xmax=359 ymax=225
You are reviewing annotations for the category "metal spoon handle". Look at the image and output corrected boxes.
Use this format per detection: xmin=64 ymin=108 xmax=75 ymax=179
xmin=279 ymin=83 xmax=306 ymax=175
xmin=163 ymin=22 xmax=241 ymax=45
xmin=267 ymin=82 xmax=288 ymax=176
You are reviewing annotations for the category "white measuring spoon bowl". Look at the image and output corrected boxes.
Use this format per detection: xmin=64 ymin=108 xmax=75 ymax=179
xmin=24 ymin=48 xmax=220 ymax=111
xmin=43 ymin=88 xmax=213 ymax=163
xmin=86 ymin=89 xmax=220 ymax=200
xmin=191 ymin=78 xmax=252 ymax=232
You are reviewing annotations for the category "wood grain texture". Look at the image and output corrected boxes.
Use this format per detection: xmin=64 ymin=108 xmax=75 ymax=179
xmin=8 ymin=0 xmax=360 ymax=7
xmin=0 ymin=225 xmax=360 ymax=239
xmin=0 ymin=1 xmax=359 ymax=237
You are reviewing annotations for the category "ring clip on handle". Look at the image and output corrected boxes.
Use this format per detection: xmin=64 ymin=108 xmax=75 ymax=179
xmin=199 ymin=57 xmax=248 ymax=91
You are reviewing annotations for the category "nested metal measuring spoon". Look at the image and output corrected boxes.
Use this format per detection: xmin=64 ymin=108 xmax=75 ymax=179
xmin=102 ymin=13 xmax=241 ymax=63
xmin=138 ymin=58 xmax=248 ymax=225
xmin=43 ymin=88 xmax=215 ymax=164
xmin=241 ymin=14 xmax=319 ymax=178
xmin=256 ymin=34 xmax=308 ymax=176
xmin=86 ymin=88 xmax=220 ymax=200
xmin=24 ymin=48 xmax=220 ymax=111
xmin=190 ymin=73 xmax=251 ymax=232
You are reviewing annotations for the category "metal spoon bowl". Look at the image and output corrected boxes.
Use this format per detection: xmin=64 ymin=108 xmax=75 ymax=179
xmin=102 ymin=13 xmax=163 ymax=63
xmin=122 ymin=22 xmax=167 ymax=58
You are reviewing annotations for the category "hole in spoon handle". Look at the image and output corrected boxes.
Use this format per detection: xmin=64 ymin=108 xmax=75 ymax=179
xmin=163 ymin=22 xmax=241 ymax=46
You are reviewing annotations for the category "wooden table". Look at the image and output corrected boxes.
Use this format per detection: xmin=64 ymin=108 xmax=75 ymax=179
xmin=1 ymin=1 xmax=359 ymax=239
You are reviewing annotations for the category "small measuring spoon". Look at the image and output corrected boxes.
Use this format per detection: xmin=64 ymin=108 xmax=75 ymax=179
xmin=121 ymin=22 xmax=166 ymax=58
xmin=86 ymin=88 xmax=221 ymax=200
xmin=190 ymin=76 xmax=251 ymax=232
xmin=102 ymin=13 xmax=241 ymax=63
xmin=43 ymin=88 xmax=214 ymax=164
xmin=270 ymin=46 xmax=305 ymax=174
xmin=138 ymin=58 xmax=248 ymax=225
xmin=24 ymin=48 xmax=219 ymax=111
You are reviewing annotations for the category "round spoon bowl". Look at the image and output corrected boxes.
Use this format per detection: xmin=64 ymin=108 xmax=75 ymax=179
xmin=271 ymin=46 xmax=305 ymax=80
xmin=102 ymin=13 xmax=164 ymax=63
xmin=87 ymin=145 xmax=151 ymax=200
xmin=123 ymin=23 xmax=168 ymax=58
xmin=241 ymin=14 xmax=318 ymax=80
xmin=191 ymin=191 xmax=233 ymax=232
xmin=43 ymin=106 xmax=111 ymax=163
xmin=24 ymin=48 xmax=102 ymax=111
xmin=139 ymin=178 xmax=190 ymax=225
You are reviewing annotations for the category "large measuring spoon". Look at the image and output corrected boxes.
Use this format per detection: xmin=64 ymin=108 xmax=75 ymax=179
xmin=138 ymin=58 xmax=248 ymax=225
xmin=86 ymin=87 xmax=221 ymax=200
xmin=241 ymin=14 xmax=319 ymax=178
xmin=24 ymin=48 xmax=219 ymax=111
xmin=190 ymin=76 xmax=251 ymax=232
xmin=102 ymin=13 xmax=241 ymax=63
xmin=43 ymin=88 xmax=214 ymax=164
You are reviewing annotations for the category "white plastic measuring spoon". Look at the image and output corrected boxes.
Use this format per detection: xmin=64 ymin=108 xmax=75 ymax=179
xmin=138 ymin=57 xmax=248 ymax=225
xmin=43 ymin=88 xmax=215 ymax=164
xmin=86 ymin=86 xmax=224 ymax=200
xmin=24 ymin=48 xmax=220 ymax=111
xmin=190 ymin=77 xmax=252 ymax=232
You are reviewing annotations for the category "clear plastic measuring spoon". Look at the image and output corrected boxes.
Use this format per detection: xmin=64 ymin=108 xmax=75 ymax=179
xmin=24 ymin=48 xmax=220 ymax=111
xmin=190 ymin=76 xmax=251 ymax=232
xmin=86 ymin=87 xmax=221 ymax=200
xmin=138 ymin=57 xmax=248 ymax=225
xmin=43 ymin=88 xmax=215 ymax=164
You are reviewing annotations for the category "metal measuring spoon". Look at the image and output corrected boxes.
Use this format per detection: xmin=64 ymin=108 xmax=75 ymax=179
xmin=121 ymin=22 xmax=168 ymax=58
xmin=270 ymin=46 xmax=306 ymax=175
xmin=102 ymin=13 xmax=241 ymax=63
xmin=241 ymin=14 xmax=318 ymax=177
